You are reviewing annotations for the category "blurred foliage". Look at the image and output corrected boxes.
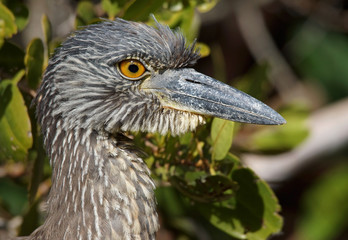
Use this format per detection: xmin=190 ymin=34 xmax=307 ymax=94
xmin=0 ymin=0 xmax=327 ymax=239
xmin=288 ymin=23 xmax=348 ymax=102
xmin=296 ymin=163 xmax=348 ymax=240
xmin=245 ymin=103 xmax=310 ymax=153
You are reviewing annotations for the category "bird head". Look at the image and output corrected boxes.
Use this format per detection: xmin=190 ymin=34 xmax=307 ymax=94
xmin=36 ymin=18 xmax=285 ymax=136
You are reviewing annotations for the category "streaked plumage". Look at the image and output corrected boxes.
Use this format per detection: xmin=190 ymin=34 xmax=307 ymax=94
xmin=21 ymin=18 xmax=285 ymax=240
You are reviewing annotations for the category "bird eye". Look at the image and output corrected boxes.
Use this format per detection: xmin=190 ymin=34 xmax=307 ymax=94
xmin=118 ymin=59 xmax=146 ymax=80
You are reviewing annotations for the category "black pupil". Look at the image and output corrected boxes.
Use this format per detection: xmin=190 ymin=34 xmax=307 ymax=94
xmin=128 ymin=64 xmax=139 ymax=73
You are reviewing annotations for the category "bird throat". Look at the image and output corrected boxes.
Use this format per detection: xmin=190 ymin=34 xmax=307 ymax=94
xmin=30 ymin=125 xmax=159 ymax=240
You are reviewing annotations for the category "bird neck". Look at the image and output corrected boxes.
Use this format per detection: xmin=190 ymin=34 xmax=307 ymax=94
xmin=30 ymin=125 xmax=159 ymax=240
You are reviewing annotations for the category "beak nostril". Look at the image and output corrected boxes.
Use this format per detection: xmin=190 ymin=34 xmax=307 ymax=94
xmin=185 ymin=79 xmax=202 ymax=85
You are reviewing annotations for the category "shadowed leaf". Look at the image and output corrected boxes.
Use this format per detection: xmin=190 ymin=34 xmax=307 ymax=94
xmin=25 ymin=38 xmax=44 ymax=89
xmin=233 ymin=168 xmax=283 ymax=240
xmin=0 ymin=177 xmax=28 ymax=215
xmin=170 ymin=174 xmax=237 ymax=203
xmin=123 ymin=0 xmax=163 ymax=21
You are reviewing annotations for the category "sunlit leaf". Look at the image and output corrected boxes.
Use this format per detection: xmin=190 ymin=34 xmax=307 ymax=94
xmin=154 ymin=10 xmax=180 ymax=27
xmin=0 ymin=70 xmax=33 ymax=161
xmin=0 ymin=20 xmax=4 ymax=47
xmin=0 ymin=3 xmax=17 ymax=39
xmin=196 ymin=0 xmax=219 ymax=13
xmin=196 ymin=42 xmax=210 ymax=58
xmin=211 ymin=118 xmax=235 ymax=160
xmin=41 ymin=15 xmax=52 ymax=50
xmin=184 ymin=171 xmax=207 ymax=183
xmin=25 ymin=38 xmax=44 ymax=89
xmin=145 ymin=156 xmax=155 ymax=169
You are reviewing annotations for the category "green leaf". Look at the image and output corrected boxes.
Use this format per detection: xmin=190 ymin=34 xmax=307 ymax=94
xmin=0 ymin=177 xmax=28 ymax=215
xmin=250 ymin=103 xmax=309 ymax=152
xmin=196 ymin=42 xmax=210 ymax=58
xmin=155 ymin=186 xmax=186 ymax=217
xmin=289 ymin=23 xmax=348 ymax=101
xmin=211 ymin=118 xmax=235 ymax=160
xmin=0 ymin=19 xmax=4 ymax=47
xmin=41 ymin=15 xmax=52 ymax=50
xmin=3 ymin=0 xmax=29 ymax=31
xmin=232 ymin=168 xmax=282 ymax=239
xmin=155 ymin=4 xmax=199 ymax=42
xmin=296 ymin=164 xmax=348 ymax=240
xmin=198 ymin=203 xmax=247 ymax=239
xmin=101 ymin=0 xmax=122 ymax=19
xmin=217 ymin=153 xmax=241 ymax=176
xmin=0 ymin=3 xmax=17 ymax=40
xmin=198 ymin=168 xmax=282 ymax=239
xmin=0 ymin=70 xmax=33 ymax=162
xmin=144 ymin=155 xmax=155 ymax=169
xmin=25 ymin=38 xmax=44 ymax=89
xmin=196 ymin=0 xmax=219 ymax=13
xmin=76 ymin=1 xmax=97 ymax=26
xmin=179 ymin=132 xmax=192 ymax=145
xmin=170 ymin=174 xmax=237 ymax=203
xmin=123 ymin=0 xmax=163 ymax=21
xmin=178 ymin=6 xmax=198 ymax=42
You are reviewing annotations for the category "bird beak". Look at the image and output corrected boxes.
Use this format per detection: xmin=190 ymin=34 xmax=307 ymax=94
xmin=141 ymin=68 xmax=286 ymax=125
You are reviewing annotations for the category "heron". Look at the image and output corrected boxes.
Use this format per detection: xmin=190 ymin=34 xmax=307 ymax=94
xmin=22 ymin=18 xmax=285 ymax=240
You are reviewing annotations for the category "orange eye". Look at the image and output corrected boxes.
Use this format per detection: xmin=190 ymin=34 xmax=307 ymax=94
xmin=118 ymin=59 xmax=146 ymax=79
